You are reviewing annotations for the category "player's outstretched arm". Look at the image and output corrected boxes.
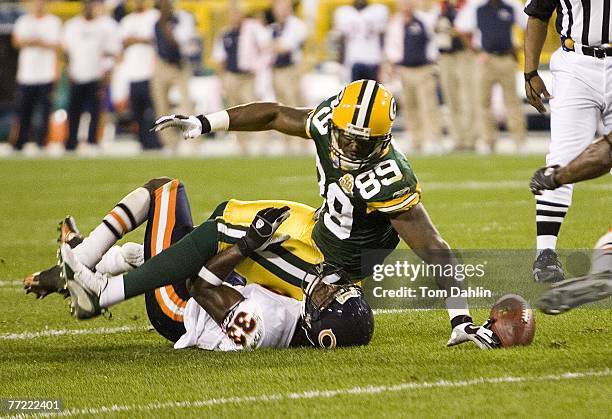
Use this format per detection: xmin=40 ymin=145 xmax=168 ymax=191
xmin=152 ymin=103 xmax=312 ymax=139
xmin=530 ymin=134 xmax=612 ymax=194
xmin=555 ymin=135 xmax=612 ymax=184
xmin=388 ymin=203 xmax=460 ymax=293
xmin=388 ymin=204 xmax=499 ymax=349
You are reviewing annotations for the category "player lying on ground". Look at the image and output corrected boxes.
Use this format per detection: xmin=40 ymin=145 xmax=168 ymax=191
xmin=26 ymin=177 xmax=373 ymax=349
xmin=152 ymin=79 xmax=499 ymax=349
xmin=529 ymin=134 xmax=611 ymax=314
xmin=23 ymin=178 xmax=318 ymax=343
xmin=61 ymin=242 xmax=374 ymax=350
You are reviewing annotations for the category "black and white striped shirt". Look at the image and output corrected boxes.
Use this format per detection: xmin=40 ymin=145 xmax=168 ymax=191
xmin=524 ymin=0 xmax=612 ymax=46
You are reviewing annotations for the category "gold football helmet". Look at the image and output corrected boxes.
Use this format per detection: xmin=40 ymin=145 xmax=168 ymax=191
xmin=329 ymin=79 xmax=396 ymax=170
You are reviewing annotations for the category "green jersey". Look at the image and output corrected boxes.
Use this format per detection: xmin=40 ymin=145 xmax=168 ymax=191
xmin=306 ymin=96 xmax=422 ymax=278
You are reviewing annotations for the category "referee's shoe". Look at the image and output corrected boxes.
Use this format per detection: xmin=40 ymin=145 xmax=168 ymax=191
xmin=533 ymin=249 xmax=565 ymax=283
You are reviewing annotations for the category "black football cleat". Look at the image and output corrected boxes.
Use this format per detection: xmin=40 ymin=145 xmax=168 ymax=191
xmin=536 ymin=271 xmax=612 ymax=315
xmin=57 ymin=215 xmax=84 ymax=248
xmin=23 ymin=265 xmax=68 ymax=299
xmin=533 ymin=249 xmax=565 ymax=283
xmin=24 ymin=216 xmax=84 ymax=300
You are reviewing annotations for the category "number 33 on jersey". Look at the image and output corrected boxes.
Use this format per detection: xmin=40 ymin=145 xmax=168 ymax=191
xmin=306 ymin=92 xmax=422 ymax=279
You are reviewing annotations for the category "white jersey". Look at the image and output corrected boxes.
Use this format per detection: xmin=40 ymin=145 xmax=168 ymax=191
xmin=62 ymin=15 xmax=120 ymax=83
xmin=174 ymin=284 xmax=302 ymax=351
xmin=13 ymin=13 xmax=62 ymax=85
xmin=119 ymin=9 xmax=159 ymax=82
xmin=94 ymin=244 xmax=302 ymax=351
xmin=333 ymin=4 xmax=389 ymax=65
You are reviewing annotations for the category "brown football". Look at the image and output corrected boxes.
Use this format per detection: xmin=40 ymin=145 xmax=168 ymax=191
xmin=489 ymin=294 xmax=535 ymax=347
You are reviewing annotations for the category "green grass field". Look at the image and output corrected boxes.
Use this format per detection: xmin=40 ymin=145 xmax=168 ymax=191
xmin=0 ymin=155 xmax=610 ymax=417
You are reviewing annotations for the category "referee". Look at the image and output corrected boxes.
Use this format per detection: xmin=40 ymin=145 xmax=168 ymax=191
xmin=524 ymin=0 xmax=611 ymax=283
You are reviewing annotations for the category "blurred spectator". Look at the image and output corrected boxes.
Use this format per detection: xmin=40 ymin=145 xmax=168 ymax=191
xmin=212 ymin=1 xmax=267 ymax=151
xmin=0 ymin=3 xmax=23 ymax=149
xmin=62 ymin=0 xmax=120 ymax=153
xmin=105 ymin=0 xmax=127 ymax=22
xmin=11 ymin=0 xmax=61 ymax=153
xmin=268 ymin=0 xmax=308 ymax=152
xmin=386 ymin=0 xmax=441 ymax=152
xmin=151 ymin=0 xmax=196 ymax=148
xmin=119 ymin=0 xmax=161 ymax=150
xmin=269 ymin=0 xmax=307 ymax=107
xmin=456 ymin=0 xmax=526 ymax=152
xmin=334 ymin=0 xmax=388 ymax=82
xmin=434 ymin=0 xmax=477 ymax=151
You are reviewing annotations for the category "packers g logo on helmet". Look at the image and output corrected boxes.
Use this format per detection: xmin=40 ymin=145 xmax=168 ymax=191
xmin=329 ymin=80 xmax=396 ymax=170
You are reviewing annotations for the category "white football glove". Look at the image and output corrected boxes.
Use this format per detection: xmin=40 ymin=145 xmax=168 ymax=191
xmin=151 ymin=114 xmax=204 ymax=139
xmin=447 ymin=319 xmax=500 ymax=349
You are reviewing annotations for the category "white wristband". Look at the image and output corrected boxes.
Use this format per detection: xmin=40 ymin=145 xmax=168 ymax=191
xmin=198 ymin=266 xmax=223 ymax=286
xmin=205 ymin=110 xmax=230 ymax=132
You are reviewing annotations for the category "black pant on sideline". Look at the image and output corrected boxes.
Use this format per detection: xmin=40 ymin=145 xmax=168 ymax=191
xmin=129 ymin=80 xmax=162 ymax=150
xmin=66 ymin=80 xmax=101 ymax=150
xmin=351 ymin=63 xmax=380 ymax=82
xmin=13 ymin=82 xmax=53 ymax=150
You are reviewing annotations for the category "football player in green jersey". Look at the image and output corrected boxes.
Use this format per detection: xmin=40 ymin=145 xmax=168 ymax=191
xmin=151 ymin=79 xmax=499 ymax=349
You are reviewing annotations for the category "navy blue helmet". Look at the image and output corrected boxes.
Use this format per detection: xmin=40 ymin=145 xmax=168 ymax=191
xmin=301 ymin=263 xmax=374 ymax=348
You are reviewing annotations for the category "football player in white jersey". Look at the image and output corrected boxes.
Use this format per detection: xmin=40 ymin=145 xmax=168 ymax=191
xmin=24 ymin=177 xmax=374 ymax=350
xmin=59 ymin=236 xmax=374 ymax=351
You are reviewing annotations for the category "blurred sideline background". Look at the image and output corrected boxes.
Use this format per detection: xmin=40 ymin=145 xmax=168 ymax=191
xmin=0 ymin=0 xmax=563 ymax=158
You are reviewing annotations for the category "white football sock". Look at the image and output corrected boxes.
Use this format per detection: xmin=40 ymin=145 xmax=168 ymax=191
xmin=536 ymin=235 xmax=558 ymax=253
xmin=74 ymin=187 xmax=150 ymax=268
xmin=446 ymin=296 xmax=470 ymax=321
xmin=95 ymin=246 xmax=133 ymax=276
xmin=99 ymin=275 xmax=126 ymax=308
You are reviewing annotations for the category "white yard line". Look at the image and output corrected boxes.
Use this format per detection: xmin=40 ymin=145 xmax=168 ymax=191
xmin=0 ymin=281 xmax=24 ymax=287
xmin=0 ymin=311 xmax=413 ymax=341
xmin=37 ymin=369 xmax=611 ymax=417
xmin=0 ymin=326 xmax=148 ymax=341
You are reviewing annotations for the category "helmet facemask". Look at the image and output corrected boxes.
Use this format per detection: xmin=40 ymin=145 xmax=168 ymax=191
xmin=301 ymin=264 xmax=348 ymax=327
xmin=301 ymin=263 xmax=370 ymax=348
xmin=329 ymin=121 xmax=392 ymax=171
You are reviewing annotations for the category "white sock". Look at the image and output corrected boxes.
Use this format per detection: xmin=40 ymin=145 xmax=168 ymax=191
xmin=95 ymin=246 xmax=133 ymax=276
xmin=99 ymin=275 xmax=126 ymax=308
xmin=446 ymin=296 xmax=470 ymax=322
xmin=536 ymin=235 xmax=558 ymax=253
xmin=74 ymin=187 xmax=150 ymax=268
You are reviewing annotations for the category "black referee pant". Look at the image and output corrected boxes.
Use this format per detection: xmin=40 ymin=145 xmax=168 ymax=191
xmin=66 ymin=80 xmax=101 ymax=151
xmin=13 ymin=82 xmax=53 ymax=150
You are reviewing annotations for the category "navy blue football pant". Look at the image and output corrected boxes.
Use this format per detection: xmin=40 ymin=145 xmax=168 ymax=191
xmin=13 ymin=82 xmax=53 ymax=150
xmin=142 ymin=178 xmax=194 ymax=343
xmin=66 ymin=80 xmax=101 ymax=150
xmin=129 ymin=80 xmax=162 ymax=150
